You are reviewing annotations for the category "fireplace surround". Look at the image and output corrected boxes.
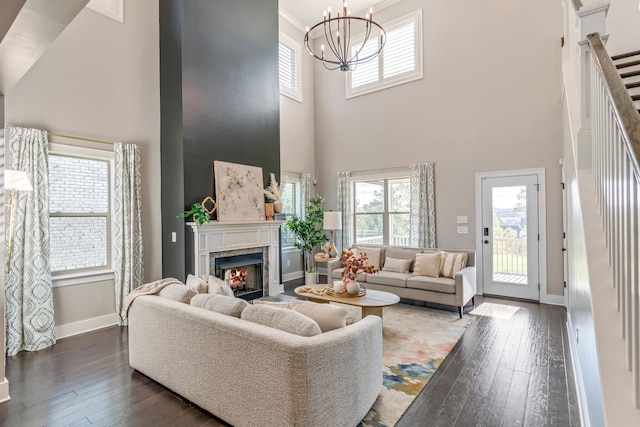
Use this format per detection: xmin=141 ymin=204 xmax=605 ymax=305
xmin=186 ymin=221 xmax=283 ymax=297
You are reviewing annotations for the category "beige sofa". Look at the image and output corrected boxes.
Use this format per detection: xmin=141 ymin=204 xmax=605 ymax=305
xmin=128 ymin=295 xmax=383 ymax=427
xmin=328 ymin=245 xmax=477 ymax=317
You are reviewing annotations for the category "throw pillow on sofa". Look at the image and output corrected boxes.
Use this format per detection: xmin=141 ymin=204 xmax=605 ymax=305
xmin=253 ymin=300 xmax=291 ymax=309
xmin=190 ymin=293 xmax=249 ymax=318
xmin=186 ymin=274 xmax=209 ymax=293
xmin=440 ymin=252 xmax=468 ymax=279
xmin=382 ymin=257 xmax=413 ymax=274
xmin=352 ymin=247 xmax=382 ymax=270
xmin=288 ymin=299 xmax=347 ymax=332
xmin=414 ymin=252 xmax=443 ymax=277
xmin=208 ymin=275 xmax=235 ymax=297
xmin=241 ymin=304 xmax=322 ymax=337
xmin=158 ymin=283 xmax=198 ymax=303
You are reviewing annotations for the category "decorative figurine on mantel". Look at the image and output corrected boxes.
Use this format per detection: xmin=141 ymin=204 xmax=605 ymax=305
xmin=263 ymin=173 xmax=287 ymax=213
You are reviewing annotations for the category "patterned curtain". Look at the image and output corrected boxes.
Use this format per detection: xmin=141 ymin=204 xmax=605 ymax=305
xmin=409 ymin=162 xmax=436 ymax=248
xmin=300 ymin=172 xmax=311 ymax=219
xmin=113 ymin=143 xmax=144 ymax=325
xmin=336 ymin=171 xmax=353 ymax=252
xmin=5 ymin=126 xmax=56 ymax=356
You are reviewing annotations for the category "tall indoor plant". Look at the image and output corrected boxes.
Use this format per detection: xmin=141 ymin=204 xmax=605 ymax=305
xmin=286 ymin=196 xmax=329 ymax=285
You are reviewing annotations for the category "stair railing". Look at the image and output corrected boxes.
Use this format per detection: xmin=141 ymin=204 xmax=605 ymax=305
xmin=587 ymin=31 xmax=640 ymax=408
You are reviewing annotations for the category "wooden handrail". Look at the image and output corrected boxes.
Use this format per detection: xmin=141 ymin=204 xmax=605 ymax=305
xmin=587 ymin=32 xmax=640 ymax=177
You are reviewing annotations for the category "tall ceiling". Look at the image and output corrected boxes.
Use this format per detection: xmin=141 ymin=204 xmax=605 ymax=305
xmin=279 ymin=0 xmax=389 ymax=28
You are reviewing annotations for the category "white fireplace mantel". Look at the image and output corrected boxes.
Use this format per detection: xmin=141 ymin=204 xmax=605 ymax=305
xmin=187 ymin=221 xmax=284 ymax=296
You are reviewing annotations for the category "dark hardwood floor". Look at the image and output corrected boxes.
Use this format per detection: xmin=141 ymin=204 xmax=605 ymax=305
xmin=1 ymin=288 xmax=580 ymax=427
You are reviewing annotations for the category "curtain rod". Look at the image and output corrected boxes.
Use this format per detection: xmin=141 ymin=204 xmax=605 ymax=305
xmin=5 ymin=126 xmax=116 ymax=146
xmin=350 ymin=165 xmax=410 ymax=174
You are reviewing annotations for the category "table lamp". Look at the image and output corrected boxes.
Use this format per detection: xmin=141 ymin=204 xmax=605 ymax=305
xmin=5 ymin=170 xmax=33 ymax=272
xmin=323 ymin=211 xmax=342 ymax=258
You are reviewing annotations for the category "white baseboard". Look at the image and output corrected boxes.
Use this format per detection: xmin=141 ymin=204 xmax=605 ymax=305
xmin=282 ymin=271 xmax=303 ymax=282
xmin=0 ymin=377 xmax=9 ymax=403
xmin=55 ymin=313 xmax=119 ymax=339
xmin=544 ymin=293 xmax=566 ymax=306
xmin=566 ymin=317 xmax=590 ymax=427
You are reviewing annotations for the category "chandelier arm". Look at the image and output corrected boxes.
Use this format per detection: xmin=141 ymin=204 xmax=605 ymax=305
xmin=324 ymin=18 xmax=344 ymax=64
xmin=348 ymin=23 xmax=372 ymax=64
xmin=304 ymin=16 xmax=385 ymax=71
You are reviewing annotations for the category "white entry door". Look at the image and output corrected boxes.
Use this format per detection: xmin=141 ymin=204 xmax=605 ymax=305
xmin=480 ymin=173 xmax=540 ymax=301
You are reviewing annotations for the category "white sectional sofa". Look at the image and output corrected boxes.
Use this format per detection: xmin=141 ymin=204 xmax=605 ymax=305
xmin=328 ymin=245 xmax=477 ymax=317
xmin=128 ymin=294 xmax=383 ymax=427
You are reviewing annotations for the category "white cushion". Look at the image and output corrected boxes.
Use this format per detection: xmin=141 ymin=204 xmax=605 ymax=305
xmin=414 ymin=252 xmax=442 ymax=277
xmin=288 ymin=299 xmax=347 ymax=332
xmin=241 ymin=304 xmax=321 ymax=337
xmin=186 ymin=274 xmax=209 ymax=293
xmin=208 ymin=275 xmax=235 ymax=297
xmin=252 ymin=300 xmax=291 ymax=309
xmin=158 ymin=283 xmax=198 ymax=303
xmin=440 ymin=252 xmax=468 ymax=279
xmin=352 ymin=247 xmax=382 ymax=270
xmin=190 ymin=293 xmax=249 ymax=318
xmin=382 ymin=256 xmax=412 ymax=274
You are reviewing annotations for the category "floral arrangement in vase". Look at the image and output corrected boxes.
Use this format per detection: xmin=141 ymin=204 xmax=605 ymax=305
xmin=338 ymin=249 xmax=378 ymax=294
xmin=263 ymin=173 xmax=287 ymax=213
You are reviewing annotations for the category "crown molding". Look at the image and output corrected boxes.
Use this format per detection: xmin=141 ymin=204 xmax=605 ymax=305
xmin=279 ymin=8 xmax=306 ymax=33
xmin=87 ymin=0 xmax=124 ymax=23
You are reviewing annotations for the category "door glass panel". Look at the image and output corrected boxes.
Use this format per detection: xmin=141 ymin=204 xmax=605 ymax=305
xmin=492 ymin=186 xmax=527 ymax=284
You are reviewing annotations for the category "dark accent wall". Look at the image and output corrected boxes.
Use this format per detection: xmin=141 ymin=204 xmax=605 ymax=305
xmin=160 ymin=0 xmax=280 ymax=279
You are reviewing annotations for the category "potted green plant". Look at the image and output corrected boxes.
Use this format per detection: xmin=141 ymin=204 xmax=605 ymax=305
xmin=177 ymin=202 xmax=211 ymax=225
xmin=286 ymin=196 xmax=330 ymax=285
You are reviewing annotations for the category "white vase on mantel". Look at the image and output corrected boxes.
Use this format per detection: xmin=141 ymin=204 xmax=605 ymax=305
xmin=304 ymin=271 xmax=317 ymax=286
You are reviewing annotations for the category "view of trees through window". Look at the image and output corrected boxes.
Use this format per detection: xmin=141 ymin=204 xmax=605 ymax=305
xmin=280 ymin=181 xmax=299 ymax=247
xmin=354 ymin=178 xmax=410 ymax=246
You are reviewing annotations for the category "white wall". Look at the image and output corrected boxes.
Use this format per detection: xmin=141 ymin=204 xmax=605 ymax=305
xmin=313 ymin=0 xmax=565 ymax=296
xmin=5 ymin=1 xmax=160 ymax=331
xmin=279 ymin=14 xmax=316 ymax=279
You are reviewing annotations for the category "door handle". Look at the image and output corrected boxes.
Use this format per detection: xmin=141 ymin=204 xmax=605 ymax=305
xmin=484 ymin=240 xmax=489 ymax=244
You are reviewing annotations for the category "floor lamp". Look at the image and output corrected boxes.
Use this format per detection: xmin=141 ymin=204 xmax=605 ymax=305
xmin=323 ymin=211 xmax=342 ymax=258
xmin=5 ymin=170 xmax=33 ymax=272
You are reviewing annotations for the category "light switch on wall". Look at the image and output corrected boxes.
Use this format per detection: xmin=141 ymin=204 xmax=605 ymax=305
xmin=457 ymin=226 xmax=469 ymax=234
xmin=457 ymin=216 xmax=468 ymax=224
xmin=171 ymin=232 xmax=177 ymax=242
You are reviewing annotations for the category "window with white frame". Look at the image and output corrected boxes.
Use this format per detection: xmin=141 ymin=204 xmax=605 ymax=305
xmin=280 ymin=174 xmax=302 ymax=247
xmin=48 ymin=148 xmax=112 ymax=274
xmin=346 ymin=9 xmax=423 ymax=99
xmin=279 ymin=32 xmax=303 ymax=102
xmin=353 ymin=176 xmax=410 ymax=246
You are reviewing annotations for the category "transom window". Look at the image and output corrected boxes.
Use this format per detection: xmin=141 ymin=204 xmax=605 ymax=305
xmin=354 ymin=177 xmax=410 ymax=246
xmin=346 ymin=9 xmax=423 ymax=99
xmin=49 ymin=152 xmax=112 ymax=274
xmin=279 ymin=32 xmax=303 ymax=102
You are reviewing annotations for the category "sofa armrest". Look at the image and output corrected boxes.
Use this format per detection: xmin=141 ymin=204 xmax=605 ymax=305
xmin=454 ymin=266 xmax=477 ymax=306
xmin=327 ymin=258 xmax=344 ymax=280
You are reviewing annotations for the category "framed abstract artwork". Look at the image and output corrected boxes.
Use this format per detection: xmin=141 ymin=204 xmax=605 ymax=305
xmin=214 ymin=161 xmax=265 ymax=222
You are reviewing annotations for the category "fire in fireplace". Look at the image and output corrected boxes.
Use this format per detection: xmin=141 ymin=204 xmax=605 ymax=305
xmin=212 ymin=251 xmax=264 ymax=300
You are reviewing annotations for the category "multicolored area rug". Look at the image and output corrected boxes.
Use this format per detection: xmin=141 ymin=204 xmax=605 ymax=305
xmin=349 ymin=303 xmax=473 ymax=427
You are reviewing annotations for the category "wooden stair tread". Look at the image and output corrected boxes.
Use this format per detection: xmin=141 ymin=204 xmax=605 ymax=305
xmin=611 ymin=50 xmax=640 ymax=61
xmin=615 ymin=59 xmax=640 ymax=69
xmin=632 ymin=94 xmax=640 ymax=101
xmin=621 ymin=69 xmax=640 ymax=79
xmin=626 ymin=81 xmax=640 ymax=89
